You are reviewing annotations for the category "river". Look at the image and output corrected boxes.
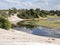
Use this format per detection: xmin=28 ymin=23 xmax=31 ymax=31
xmin=13 ymin=18 xmax=60 ymax=38
xmin=13 ymin=26 xmax=60 ymax=38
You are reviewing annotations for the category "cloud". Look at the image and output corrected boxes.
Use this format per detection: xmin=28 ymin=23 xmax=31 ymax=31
xmin=0 ymin=0 xmax=60 ymax=10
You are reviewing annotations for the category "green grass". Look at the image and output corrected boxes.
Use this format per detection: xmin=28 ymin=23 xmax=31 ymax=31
xmin=18 ymin=19 xmax=60 ymax=29
xmin=35 ymin=20 xmax=60 ymax=29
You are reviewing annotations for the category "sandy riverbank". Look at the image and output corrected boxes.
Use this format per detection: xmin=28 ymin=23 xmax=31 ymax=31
xmin=0 ymin=28 xmax=60 ymax=45
xmin=8 ymin=14 xmax=24 ymax=24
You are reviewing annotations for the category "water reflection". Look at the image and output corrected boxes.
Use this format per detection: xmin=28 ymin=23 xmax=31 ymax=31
xmin=17 ymin=20 xmax=39 ymax=29
xmin=18 ymin=24 xmax=37 ymax=29
xmin=48 ymin=18 xmax=60 ymax=21
xmin=32 ymin=27 xmax=60 ymax=38
xmin=32 ymin=27 xmax=48 ymax=36
xmin=13 ymin=27 xmax=32 ymax=33
xmin=13 ymin=26 xmax=60 ymax=38
xmin=13 ymin=20 xmax=60 ymax=38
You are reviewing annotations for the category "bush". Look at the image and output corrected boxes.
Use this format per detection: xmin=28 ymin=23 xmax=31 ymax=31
xmin=0 ymin=16 xmax=11 ymax=30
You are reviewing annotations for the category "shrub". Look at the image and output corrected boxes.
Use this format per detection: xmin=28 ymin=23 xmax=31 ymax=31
xmin=0 ymin=16 xmax=11 ymax=30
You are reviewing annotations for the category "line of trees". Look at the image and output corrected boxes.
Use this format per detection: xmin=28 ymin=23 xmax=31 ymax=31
xmin=17 ymin=8 xmax=49 ymax=19
xmin=0 ymin=8 xmax=60 ymax=19
xmin=17 ymin=9 xmax=60 ymax=19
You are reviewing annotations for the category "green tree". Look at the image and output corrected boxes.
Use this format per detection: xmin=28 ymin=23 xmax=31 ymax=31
xmin=50 ymin=10 xmax=55 ymax=16
xmin=12 ymin=7 xmax=17 ymax=13
xmin=40 ymin=10 xmax=47 ymax=17
xmin=8 ymin=9 xmax=11 ymax=15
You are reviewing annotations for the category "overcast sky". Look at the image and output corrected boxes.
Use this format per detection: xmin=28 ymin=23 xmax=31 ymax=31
xmin=0 ymin=0 xmax=60 ymax=10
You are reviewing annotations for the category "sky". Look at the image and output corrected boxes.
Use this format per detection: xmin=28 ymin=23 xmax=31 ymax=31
xmin=0 ymin=0 xmax=60 ymax=10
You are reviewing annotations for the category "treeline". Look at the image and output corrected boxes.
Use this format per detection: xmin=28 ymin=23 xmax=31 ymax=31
xmin=17 ymin=9 xmax=47 ymax=19
xmin=0 ymin=8 xmax=60 ymax=19
xmin=7 ymin=8 xmax=60 ymax=19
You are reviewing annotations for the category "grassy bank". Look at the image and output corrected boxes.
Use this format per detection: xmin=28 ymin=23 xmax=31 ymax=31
xmin=47 ymin=15 xmax=60 ymax=18
xmin=35 ymin=20 xmax=60 ymax=29
xmin=17 ymin=18 xmax=60 ymax=29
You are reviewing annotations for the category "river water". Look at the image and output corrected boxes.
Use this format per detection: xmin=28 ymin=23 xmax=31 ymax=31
xmin=13 ymin=18 xmax=60 ymax=38
xmin=48 ymin=18 xmax=60 ymax=21
xmin=13 ymin=26 xmax=60 ymax=38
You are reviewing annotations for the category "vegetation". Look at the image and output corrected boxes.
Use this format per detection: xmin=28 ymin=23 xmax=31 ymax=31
xmin=0 ymin=8 xmax=60 ymax=19
xmin=0 ymin=16 xmax=11 ymax=30
xmin=0 ymin=8 xmax=60 ymax=30
xmin=8 ymin=7 xmax=17 ymax=16
xmin=17 ymin=8 xmax=48 ymax=19
xmin=35 ymin=20 xmax=60 ymax=29
xmin=17 ymin=8 xmax=60 ymax=19
xmin=0 ymin=10 xmax=8 ymax=18
xmin=17 ymin=19 xmax=60 ymax=29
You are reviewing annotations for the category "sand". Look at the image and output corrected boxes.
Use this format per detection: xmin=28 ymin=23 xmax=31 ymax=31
xmin=8 ymin=14 xmax=24 ymax=24
xmin=0 ymin=28 xmax=60 ymax=45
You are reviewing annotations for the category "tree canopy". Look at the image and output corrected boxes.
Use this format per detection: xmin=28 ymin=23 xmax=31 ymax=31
xmin=0 ymin=8 xmax=60 ymax=19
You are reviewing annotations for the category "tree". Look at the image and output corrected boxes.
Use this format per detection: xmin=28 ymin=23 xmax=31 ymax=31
xmin=55 ymin=10 xmax=60 ymax=16
xmin=40 ymin=10 xmax=47 ymax=17
xmin=12 ymin=7 xmax=17 ymax=13
xmin=35 ymin=8 xmax=40 ymax=18
xmin=8 ymin=9 xmax=11 ymax=15
xmin=29 ymin=9 xmax=38 ymax=18
xmin=50 ymin=10 xmax=55 ymax=16
xmin=35 ymin=8 xmax=40 ymax=13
